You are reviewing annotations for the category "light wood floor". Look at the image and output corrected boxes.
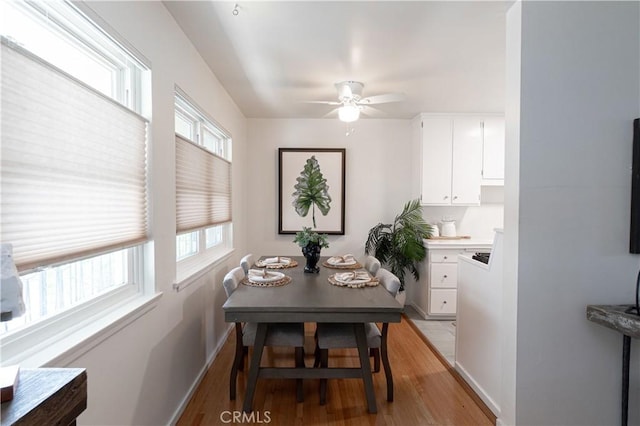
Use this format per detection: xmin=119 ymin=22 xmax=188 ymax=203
xmin=177 ymin=316 xmax=495 ymax=425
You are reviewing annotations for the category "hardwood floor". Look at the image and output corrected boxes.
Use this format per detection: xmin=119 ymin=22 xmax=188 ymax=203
xmin=177 ymin=316 xmax=495 ymax=425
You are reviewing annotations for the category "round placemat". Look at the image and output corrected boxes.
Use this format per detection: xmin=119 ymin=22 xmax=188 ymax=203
xmin=322 ymin=261 xmax=363 ymax=270
xmin=242 ymin=275 xmax=292 ymax=287
xmin=328 ymin=273 xmax=379 ymax=289
xmin=254 ymin=259 xmax=299 ymax=269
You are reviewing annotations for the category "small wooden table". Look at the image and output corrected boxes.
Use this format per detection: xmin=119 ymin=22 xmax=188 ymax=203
xmin=223 ymin=256 xmax=403 ymax=414
xmin=586 ymin=304 xmax=640 ymax=426
xmin=0 ymin=368 xmax=87 ymax=426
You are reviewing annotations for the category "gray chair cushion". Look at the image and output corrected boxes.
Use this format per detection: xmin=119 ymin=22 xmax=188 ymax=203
xmin=375 ymin=268 xmax=401 ymax=298
xmin=363 ymin=256 xmax=381 ymax=276
xmin=240 ymin=254 xmax=254 ymax=275
xmin=316 ymin=322 xmax=381 ymax=349
xmin=243 ymin=322 xmax=305 ymax=347
xmin=223 ymin=266 xmax=245 ymax=298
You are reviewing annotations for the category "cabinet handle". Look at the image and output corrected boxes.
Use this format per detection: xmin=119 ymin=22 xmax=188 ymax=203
xmin=443 ymin=301 xmax=447 ymax=304
xmin=443 ymin=195 xmax=449 ymax=200
xmin=443 ymin=275 xmax=448 ymax=278
xmin=443 ymin=256 xmax=448 ymax=260
xmin=453 ymin=195 xmax=458 ymax=200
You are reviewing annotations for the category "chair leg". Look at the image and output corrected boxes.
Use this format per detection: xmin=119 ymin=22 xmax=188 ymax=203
xmin=295 ymin=346 xmax=305 ymax=403
xmin=381 ymin=323 xmax=394 ymax=402
xmin=313 ymin=343 xmax=321 ymax=368
xmin=230 ymin=323 xmax=244 ymax=400
xmin=319 ymin=349 xmax=328 ymax=405
xmin=239 ymin=346 xmax=248 ymax=372
xmin=371 ymin=347 xmax=381 ymax=373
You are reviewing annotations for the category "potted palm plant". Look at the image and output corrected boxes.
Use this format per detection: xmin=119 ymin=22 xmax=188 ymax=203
xmin=291 ymin=156 xmax=332 ymax=272
xmin=365 ymin=199 xmax=433 ymax=299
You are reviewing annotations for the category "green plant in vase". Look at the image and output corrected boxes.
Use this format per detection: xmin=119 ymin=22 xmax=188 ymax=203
xmin=291 ymin=156 xmax=331 ymax=272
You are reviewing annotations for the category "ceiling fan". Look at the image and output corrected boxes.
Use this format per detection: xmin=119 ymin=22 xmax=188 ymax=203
xmin=306 ymin=81 xmax=405 ymax=123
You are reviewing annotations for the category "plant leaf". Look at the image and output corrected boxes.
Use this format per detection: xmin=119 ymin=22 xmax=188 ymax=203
xmin=363 ymin=198 xmax=432 ymax=291
xmin=292 ymin=156 xmax=332 ymax=221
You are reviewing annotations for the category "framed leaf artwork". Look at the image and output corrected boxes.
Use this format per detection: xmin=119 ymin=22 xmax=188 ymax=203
xmin=278 ymin=148 xmax=345 ymax=234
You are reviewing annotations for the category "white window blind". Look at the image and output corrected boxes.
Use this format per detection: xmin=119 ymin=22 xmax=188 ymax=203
xmin=176 ymin=135 xmax=231 ymax=233
xmin=0 ymin=41 xmax=149 ymax=272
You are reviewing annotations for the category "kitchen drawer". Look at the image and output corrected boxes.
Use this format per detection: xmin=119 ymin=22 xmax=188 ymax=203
xmin=430 ymin=263 xmax=458 ymax=288
xmin=429 ymin=289 xmax=457 ymax=315
xmin=430 ymin=249 xmax=464 ymax=263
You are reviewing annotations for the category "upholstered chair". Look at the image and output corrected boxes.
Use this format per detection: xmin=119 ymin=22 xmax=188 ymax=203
xmin=223 ymin=266 xmax=306 ymax=401
xmin=314 ymin=267 xmax=401 ymax=404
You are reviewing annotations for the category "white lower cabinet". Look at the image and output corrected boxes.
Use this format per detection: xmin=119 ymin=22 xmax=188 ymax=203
xmin=413 ymin=243 xmax=492 ymax=319
xmin=429 ymin=289 xmax=457 ymax=315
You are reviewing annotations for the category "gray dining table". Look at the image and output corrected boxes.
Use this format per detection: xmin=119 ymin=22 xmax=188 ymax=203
xmin=223 ymin=255 xmax=403 ymax=414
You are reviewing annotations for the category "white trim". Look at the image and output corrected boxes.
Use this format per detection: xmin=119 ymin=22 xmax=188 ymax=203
xmin=169 ymin=323 xmax=234 ymax=425
xmin=71 ymin=0 xmax=151 ymax=69
xmin=6 ymin=292 xmax=162 ymax=368
xmin=455 ymin=360 xmax=501 ymax=417
xmin=174 ymin=248 xmax=235 ymax=292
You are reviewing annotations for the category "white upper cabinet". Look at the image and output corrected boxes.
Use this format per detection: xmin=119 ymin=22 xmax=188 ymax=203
xmin=451 ymin=117 xmax=483 ymax=204
xmin=481 ymin=116 xmax=506 ymax=183
xmin=419 ymin=115 xmax=482 ymax=206
xmin=420 ymin=117 xmax=453 ymax=205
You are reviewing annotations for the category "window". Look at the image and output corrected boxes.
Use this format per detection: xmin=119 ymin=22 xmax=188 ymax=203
xmin=0 ymin=0 xmax=151 ymax=359
xmin=174 ymin=90 xmax=233 ymax=272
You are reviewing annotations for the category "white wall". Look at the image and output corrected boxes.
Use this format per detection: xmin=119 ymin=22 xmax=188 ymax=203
xmin=422 ymin=186 xmax=504 ymax=239
xmin=245 ymin=118 xmax=414 ymax=258
xmin=505 ymin=2 xmax=640 ymax=425
xmin=58 ymin=2 xmax=248 ymax=424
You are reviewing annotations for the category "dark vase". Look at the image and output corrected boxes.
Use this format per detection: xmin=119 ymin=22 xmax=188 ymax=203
xmin=302 ymin=242 xmax=322 ymax=273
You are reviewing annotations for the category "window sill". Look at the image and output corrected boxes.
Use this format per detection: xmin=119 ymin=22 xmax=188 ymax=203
xmin=8 ymin=292 xmax=163 ymax=368
xmin=174 ymin=248 xmax=235 ymax=292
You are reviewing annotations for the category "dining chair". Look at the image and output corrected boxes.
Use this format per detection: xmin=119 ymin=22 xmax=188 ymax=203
xmin=240 ymin=253 xmax=254 ymax=275
xmin=363 ymin=255 xmax=381 ymax=276
xmin=314 ymin=267 xmax=401 ymax=404
xmin=223 ymin=266 xmax=306 ymax=402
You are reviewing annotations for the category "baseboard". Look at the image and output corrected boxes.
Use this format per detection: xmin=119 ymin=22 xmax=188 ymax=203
xmin=403 ymin=313 xmax=497 ymax=425
xmin=455 ymin=360 xmax=500 ymax=417
xmin=409 ymin=302 xmax=428 ymax=319
xmin=495 ymin=417 xmax=507 ymax=426
xmin=168 ymin=323 xmax=233 ymax=425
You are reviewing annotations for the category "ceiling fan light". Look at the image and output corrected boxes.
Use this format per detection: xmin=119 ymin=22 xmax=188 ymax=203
xmin=338 ymin=104 xmax=360 ymax=122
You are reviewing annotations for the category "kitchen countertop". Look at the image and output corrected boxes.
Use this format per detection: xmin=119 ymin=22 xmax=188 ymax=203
xmin=424 ymin=237 xmax=493 ymax=249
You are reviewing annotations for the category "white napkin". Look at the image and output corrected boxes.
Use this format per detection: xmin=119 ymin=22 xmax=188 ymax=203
xmin=335 ymin=271 xmax=370 ymax=283
xmin=329 ymin=254 xmax=356 ymax=265
xmin=263 ymin=256 xmax=291 ymax=265
xmin=248 ymin=268 xmax=282 ymax=282
xmin=249 ymin=268 xmax=270 ymax=278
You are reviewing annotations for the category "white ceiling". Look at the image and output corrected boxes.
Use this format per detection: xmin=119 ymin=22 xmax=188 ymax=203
xmin=164 ymin=1 xmax=508 ymax=120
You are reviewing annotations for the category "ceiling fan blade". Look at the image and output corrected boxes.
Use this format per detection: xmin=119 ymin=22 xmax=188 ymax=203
xmin=358 ymin=93 xmax=406 ymax=105
xmin=323 ymin=108 xmax=339 ymax=118
xmin=360 ymin=105 xmax=387 ymax=118
xmin=302 ymin=100 xmax=341 ymax=105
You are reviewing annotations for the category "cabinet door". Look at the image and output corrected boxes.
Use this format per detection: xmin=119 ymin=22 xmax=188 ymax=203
xmin=430 ymin=263 xmax=458 ymax=288
xmin=421 ymin=117 xmax=453 ymax=205
xmin=482 ymin=117 xmax=505 ymax=181
xmin=451 ymin=117 xmax=482 ymax=205
xmin=429 ymin=289 xmax=457 ymax=315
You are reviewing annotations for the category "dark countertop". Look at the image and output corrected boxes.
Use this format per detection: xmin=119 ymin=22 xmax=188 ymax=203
xmin=586 ymin=304 xmax=640 ymax=338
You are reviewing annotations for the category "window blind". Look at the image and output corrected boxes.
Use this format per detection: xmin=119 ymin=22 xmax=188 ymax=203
xmin=0 ymin=41 xmax=148 ymax=272
xmin=176 ymin=135 xmax=231 ymax=233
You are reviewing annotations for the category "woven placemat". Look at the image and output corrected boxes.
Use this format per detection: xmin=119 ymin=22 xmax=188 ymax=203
xmin=241 ymin=275 xmax=292 ymax=287
xmin=328 ymin=273 xmax=379 ymax=289
xmin=254 ymin=259 xmax=299 ymax=269
xmin=322 ymin=261 xmax=363 ymax=270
